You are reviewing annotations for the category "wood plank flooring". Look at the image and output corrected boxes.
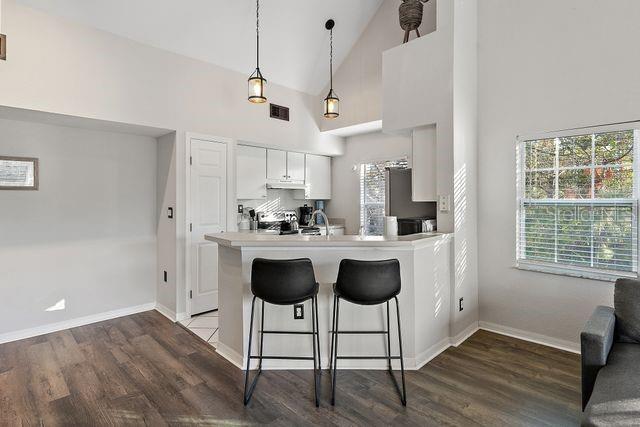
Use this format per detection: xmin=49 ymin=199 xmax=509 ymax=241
xmin=0 ymin=310 xmax=581 ymax=426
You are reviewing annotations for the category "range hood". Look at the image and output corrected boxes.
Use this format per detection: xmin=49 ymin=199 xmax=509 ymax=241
xmin=266 ymin=182 xmax=306 ymax=190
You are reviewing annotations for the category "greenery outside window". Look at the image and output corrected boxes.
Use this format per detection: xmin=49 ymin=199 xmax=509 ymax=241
xmin=516 ymin=126 xmax=639 ymax=280
xmin=360 ymin=158 xmax=408 ymax=236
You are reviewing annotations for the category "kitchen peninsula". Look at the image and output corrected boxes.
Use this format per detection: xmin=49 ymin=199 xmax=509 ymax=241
xmin=205 ymin=231 xmax=458 ymax=370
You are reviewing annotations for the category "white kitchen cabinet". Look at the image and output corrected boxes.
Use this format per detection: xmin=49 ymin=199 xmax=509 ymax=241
xmin=287 ymin=152 xmax=305 ymax=182
xmin=304 ymin=154 xmax=332 ymax=200
xmin=266 ymin=149 xmax=288 ymax=181
xmin=236 ymin=145 xmax=267 ymax=200
xmin=412 ymin=125 xmax=437 ymax=201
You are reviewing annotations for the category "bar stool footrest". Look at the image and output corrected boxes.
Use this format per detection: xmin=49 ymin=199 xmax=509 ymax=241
xmin=336 ymin=356 xmax=402 ymax=360
xmin=250 ymin=355 xmax=315 ymax=360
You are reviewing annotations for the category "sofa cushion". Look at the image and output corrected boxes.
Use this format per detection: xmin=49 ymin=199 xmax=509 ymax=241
xmin=582 ymin=343 xmax=640 ymax=426
xmin=614 ymin=278 xmax=640 ymax=343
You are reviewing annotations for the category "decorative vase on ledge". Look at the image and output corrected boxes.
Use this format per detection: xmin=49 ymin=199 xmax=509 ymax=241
xmin=399 ymin=0 xmax=429 ymax=44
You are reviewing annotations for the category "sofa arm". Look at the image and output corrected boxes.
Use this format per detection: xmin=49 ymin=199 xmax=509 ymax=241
xmin=581 ymin=305 xmax=615 ymax=410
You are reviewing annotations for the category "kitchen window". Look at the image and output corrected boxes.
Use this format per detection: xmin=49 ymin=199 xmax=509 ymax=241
xmin=516 ymin=126 xmax=639 ymax=280
xmin=360 ymin=158 xmax=408 ymax=235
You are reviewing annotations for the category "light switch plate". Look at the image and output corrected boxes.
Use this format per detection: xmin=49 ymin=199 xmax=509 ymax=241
xmin=0 ymin=34 xmax=6 ymax=61
xmin=439 ymin=195 xmax=451 ymax=212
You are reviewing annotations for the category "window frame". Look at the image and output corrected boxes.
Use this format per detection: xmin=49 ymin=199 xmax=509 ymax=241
xmin=516 ymin=124 xmax=640 ymax=281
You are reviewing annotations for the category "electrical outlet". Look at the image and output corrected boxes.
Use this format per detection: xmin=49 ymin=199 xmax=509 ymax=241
xmin=459 ymin=297 xmax=464 ymax=312
xmin=439 ymin=195 xmax=451 ymax=213
xmin=237 ymin=204 xmax=244 ymax=214
xmin=294 ymin=304 xmax=304 ymax=319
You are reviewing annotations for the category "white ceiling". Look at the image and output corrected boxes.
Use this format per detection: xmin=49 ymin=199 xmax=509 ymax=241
xmin=17 ymin=0 xmax=384 ymax=95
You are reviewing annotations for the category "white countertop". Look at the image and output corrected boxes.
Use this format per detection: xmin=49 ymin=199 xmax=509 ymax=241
xmin=205 ymin=231 xmax=450 ymax=248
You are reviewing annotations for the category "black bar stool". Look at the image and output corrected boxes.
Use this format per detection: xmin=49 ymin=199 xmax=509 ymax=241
xmin=243 ymin=258 xmax=321 ymax=407
xmin=329 ymin=259 xmax=407 ymax=406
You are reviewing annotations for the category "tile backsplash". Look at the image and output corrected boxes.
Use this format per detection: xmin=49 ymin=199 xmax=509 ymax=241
xmin=239 ymin=189 xmax=313 ymax=214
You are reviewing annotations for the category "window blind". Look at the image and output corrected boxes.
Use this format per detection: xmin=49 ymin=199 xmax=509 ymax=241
xmin=360 ymin=158 xmax=408 ymax=236
xmin=517 ymin=129 xmax=638 ymax=278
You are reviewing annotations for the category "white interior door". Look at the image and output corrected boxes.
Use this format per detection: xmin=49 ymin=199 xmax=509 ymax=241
xmin=190 ymin=139 xmax=227 ymax=315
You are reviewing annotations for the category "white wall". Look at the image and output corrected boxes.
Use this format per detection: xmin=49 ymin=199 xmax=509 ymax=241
xmin=156 ymin=132 xmax=177 ymax=316
xmin=0 ymin=1 xmax=343 ymax=156
xmin=0 ymin=118 xmax=157 ymax=337
xmin=327 ymin=131 xmax=412 ymax=234
xmin=0 ymin=0 xmax=346 ymax=320
xmin=477 ymin=0 xmax=640 ymax=348
xmin=319 ymin=0 xmax=436 ymax=132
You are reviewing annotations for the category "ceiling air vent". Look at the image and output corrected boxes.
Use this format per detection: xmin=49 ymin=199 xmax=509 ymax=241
xmin=270 ymin=104 xmax=290 ymax=121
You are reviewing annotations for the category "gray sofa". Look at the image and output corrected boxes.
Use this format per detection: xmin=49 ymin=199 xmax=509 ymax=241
xmin=581 ymin=278 xmax=640 ymax=425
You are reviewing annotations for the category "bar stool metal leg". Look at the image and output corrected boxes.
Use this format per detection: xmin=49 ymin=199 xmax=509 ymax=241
xmin=258 ymin=300 xmax=265 ymax=370
xmin=311 ymin=296 xmax=320 ymax=407
xmin=243 ymin=296 xmax=261 ymax=405
xmin=314 ymin=295 xmax=322 ymax=372
xmin=331 ymin=296 xmax=341 ymax=405
xmin=329 ymin=294 xmax=337 ymax=374
xmin=386 ymin=300 xmax=392 ymax=372
xmin=394 ymin=296 xmax=407 ymax=406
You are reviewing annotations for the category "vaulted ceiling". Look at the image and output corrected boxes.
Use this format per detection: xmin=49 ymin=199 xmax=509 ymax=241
xmin=17 ymin=0 xmax=384 ymax=95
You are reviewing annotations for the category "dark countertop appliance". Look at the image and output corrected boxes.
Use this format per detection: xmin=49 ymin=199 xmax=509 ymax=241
xmin=385 ymin=168 xmax=437 ymax=236
xmin=298 ymin=204 xmax=313 ymax=226
xmin=257 ymin=210 xmax=320 ymax=235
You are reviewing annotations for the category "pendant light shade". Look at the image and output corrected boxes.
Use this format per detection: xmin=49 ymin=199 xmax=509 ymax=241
xmin=323 ymin=19 xmax=339 ymax=119
xmin=248 ymin=0 xmax=267 ymax=103
xmin=324 ymin=89 xmax=339 ymax=119
xmin=248 ymin=68 xmax=266 ymax=104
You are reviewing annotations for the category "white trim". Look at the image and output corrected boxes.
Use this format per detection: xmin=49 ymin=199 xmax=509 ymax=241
xmin=478 ymin=321 xmax=580 ymax=354
xmin=413 ymin=337 xmax=454 ymax=370
xmin=184 ymin=132 xmax=233 ymax=319
xmin=154 ymin=303 xmax=177 ymax=322
xmin=450 ymin=321 xmax=480 ymax=347
xmin=176 ymin=311 xmax=190 ymax=322
xmin=515 ymin=261 xmax=635 ymax=282
xmin=0 ymin=303 xmax=156 ymax=344
xmin=215 ymin=341 xmax=245 ymax=369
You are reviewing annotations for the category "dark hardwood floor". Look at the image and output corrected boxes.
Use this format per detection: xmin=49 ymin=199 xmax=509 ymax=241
xmin=0 ymin=310 xmax=581 ymax=426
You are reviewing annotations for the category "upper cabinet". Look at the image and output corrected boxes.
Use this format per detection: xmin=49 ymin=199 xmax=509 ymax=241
xmin=237 ymin=145 xmax=332 ymax=201
xmin=412 ymin=125 xmax=437 ymax=201
xmin=266 ymin=149 xmax=288 ymax=181
xmin=267 ymin=149 xmax=305 ymax=183
xmin=237 ymin=145 xmax=267 ymax=200
xmin=287 ymin=152 xmax=305 ymax=182
xmin=304 ymin=154 xmax=331 ymax=200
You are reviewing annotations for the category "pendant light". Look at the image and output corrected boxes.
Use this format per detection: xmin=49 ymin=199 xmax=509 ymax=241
xmin=248 ymin=0 xmax=266 ymax=103
xmin=323 ymin=19 xmax=339 ymax=119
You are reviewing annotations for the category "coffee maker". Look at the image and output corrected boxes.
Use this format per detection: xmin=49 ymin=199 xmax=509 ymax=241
xmin=298 ymin=204 xmax=313 ymax=226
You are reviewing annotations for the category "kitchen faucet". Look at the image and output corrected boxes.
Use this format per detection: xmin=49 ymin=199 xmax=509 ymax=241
xmin=309 ymin=210 xmax=330 ymax=238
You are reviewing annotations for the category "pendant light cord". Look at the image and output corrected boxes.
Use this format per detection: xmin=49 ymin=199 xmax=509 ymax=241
xmin=329 ymin=27 xmax=333 ymax=90
xmin=256 ymin=0 xmax=260 ymax=69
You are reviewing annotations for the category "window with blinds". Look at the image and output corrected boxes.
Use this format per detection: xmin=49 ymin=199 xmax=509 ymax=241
xmin=517 ymin=128 xmax=639 ymax=279
xmin=360 ymin=158 xmax=408 ymax=236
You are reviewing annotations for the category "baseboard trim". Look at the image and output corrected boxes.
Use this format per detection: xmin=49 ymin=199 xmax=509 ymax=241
xmin=154 ymin=303 xmax=177 ymax=322
xmin=451 ymin=321 xmax=480 ymax=347
xmin=0 ymin=302 xmax=156 ymax=344
xmin=414 ymin=337 xmax=453 ymax=370
xmin=478 ymin=321 xmax=580 ymax=354
xmin=215 ymin=342 xmax=244 ymax=369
